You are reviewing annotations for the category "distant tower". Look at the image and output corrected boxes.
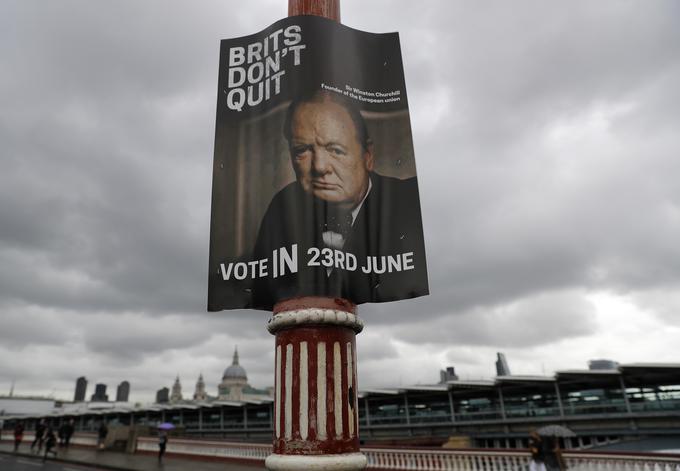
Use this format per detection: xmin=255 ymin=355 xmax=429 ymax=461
xmin=9 ymin=380 xmax=15 ymax=397
xmin=116 ymin=381 xmax=130 ymax=402
xmin=218 ymin=347 xmax=248 ymax=400
xmin=439 ymin=366 xmax=458 ymax=383
xmin=74 ymin=377 xmax=88 ymax=402
xmin=156 ymin=387 xmax=169 ymax=404
xmin=496 ymin=352 xmax=511 ymax=376
xmin=91 ymin=383 xmax=108 ymax=402
xmin=193 ymin=373 xmax=207 ymax=401
xmin=170 ymin=376 xmax=183 ymax=402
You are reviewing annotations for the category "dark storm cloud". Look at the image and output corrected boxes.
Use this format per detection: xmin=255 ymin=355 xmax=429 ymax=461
xmin=0 ymin=304 xmax=75 ymax=349
xmin=355 ymin=331 xmax=399 ymax=362
xmin=77 ymin=310 xmax=270 ymax=359
xmin=80 ymin=313 xmax=213 ymax=359
xmin=380 ymin=291 xmax=598 ymax=348
xmin=353 ymin=1 xmax=680 ymax=331
xmin=630 ymin=287 xmax=680 ymax=327
xmin=0 ymin=0 xmax=238 ymax=314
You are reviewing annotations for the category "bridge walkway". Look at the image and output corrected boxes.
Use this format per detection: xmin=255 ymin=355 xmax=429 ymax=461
xmin=0 ymin=442 xmax=265 ymax=471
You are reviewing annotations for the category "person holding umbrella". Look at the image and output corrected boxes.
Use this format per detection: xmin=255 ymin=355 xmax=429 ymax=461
xmin=157 ymin=422 xmax=174 ymax=463
xmin=542 ymin=436 xmax=567 ymax=470
xmin=528 ymin=430 xmax=546 ymax=471
xmin=537 ymin=425 xmax=573 ymax=471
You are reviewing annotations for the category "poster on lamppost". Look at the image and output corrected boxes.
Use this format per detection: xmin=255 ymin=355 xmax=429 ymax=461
xmin=208 ymin=15 xmax=429 ymax=311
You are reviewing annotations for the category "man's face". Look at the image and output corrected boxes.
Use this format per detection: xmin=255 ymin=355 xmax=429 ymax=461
xmin=289 ymin=99 xmax=373 ymax=210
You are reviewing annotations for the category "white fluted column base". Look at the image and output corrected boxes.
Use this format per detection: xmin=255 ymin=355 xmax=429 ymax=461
xmin=265 ymin=452 xmax=367 ymax=470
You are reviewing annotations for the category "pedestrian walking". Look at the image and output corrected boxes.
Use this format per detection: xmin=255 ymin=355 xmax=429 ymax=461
xmin=63 ymin=418 xmax=75 ymax=448
xmin=42 ymin=427 xmax=57 ymax=462
xmin=58 ymin=422 xmax=65 ymax=447
xmin=30 ymin=419 xmax=46 ymax=453
xmin=528 ymin=430 xmax=546 ymax=471
xmin=97 ymin=421 xmax=108 ymax=449
xmin=13 ymin=421 xmax=25 ymax=452
xmin=158 ymin=430 xmax=168 ymax=463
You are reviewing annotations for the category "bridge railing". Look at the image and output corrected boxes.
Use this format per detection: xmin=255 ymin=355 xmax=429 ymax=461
xmin=1 ymin=431 xmax=98 ymax=447
xmin=362 ymin=447 xmax=680 ymax=470
xmin=136 ymin=436 xmax=270 ymax=462
xmin=363 ymin=447 xmax=528 ymax=470
xmin=564 ymin=451 xmax=680 ymax=471
xmin=4 ymin=433 xmax=680 ymax=470
xmin=135 ymin=438 xmax=680 ymax=471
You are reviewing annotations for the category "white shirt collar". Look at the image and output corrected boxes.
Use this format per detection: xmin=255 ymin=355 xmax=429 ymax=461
xmin=321 ymin=177 xmax=372 ymax=255
xmin=350 ymin=177 xmax=372 ymax=225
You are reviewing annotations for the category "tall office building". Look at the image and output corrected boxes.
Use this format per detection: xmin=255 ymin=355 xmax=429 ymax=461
xmin=74 ymin=376 xmax=88 ymax=402
xmin=156 ymin=387 xmax=169 ymax=404
xmin=496 ymin=353 xmax=511 ymax=376
xmin=116 ymin=381 xmax=130 ymax=402
xmin=439 ymin=366 xmax=458 ymax=383
xmin=91 ymin=383 xmax=108 ymax=402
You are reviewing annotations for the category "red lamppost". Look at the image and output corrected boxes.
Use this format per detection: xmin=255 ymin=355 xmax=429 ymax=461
xmin=288 ymin=0 xmax=340 ymax=20
xmin=265 ymin=4 xmax=366 ymax=471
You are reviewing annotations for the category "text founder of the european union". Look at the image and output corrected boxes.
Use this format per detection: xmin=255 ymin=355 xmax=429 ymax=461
xmin=252 ymin=89 xmax=429 ymax=310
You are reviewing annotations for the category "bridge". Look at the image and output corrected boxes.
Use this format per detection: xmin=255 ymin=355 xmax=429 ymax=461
xmin=4 ymin=363 xmax=678 ymax=450
xmin=2 ymin=432 xmax=680 ymax=470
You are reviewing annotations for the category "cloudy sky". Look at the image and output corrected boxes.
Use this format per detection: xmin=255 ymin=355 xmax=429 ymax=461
xmin=1 ymin=0 xmax=680 ymax=403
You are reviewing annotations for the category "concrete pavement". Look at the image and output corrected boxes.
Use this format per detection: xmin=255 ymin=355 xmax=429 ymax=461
xmin=0 ymin=442 xmax=266 ymax=471
xmin=0 ymin=452 xmax=109 ymax=470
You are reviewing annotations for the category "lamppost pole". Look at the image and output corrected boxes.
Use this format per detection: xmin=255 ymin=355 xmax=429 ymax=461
xmin=288 ymin=0 xmax=340 ymax=20
xmin=265 ymin=3 xmax=366 ymax=469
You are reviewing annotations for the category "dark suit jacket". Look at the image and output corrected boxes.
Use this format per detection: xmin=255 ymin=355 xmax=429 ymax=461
xmin=251 ymin=173 xmax=428 ymax=310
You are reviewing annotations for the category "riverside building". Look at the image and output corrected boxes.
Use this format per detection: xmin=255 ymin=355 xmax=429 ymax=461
xmin=3 ymin=360 xmax=679 ymax=450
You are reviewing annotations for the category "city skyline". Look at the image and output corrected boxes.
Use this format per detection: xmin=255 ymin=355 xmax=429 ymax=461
xmin=0 ymin=351 xmax=656 ymax=404
xmin=1 ymin=1 xmax=680 ymax=403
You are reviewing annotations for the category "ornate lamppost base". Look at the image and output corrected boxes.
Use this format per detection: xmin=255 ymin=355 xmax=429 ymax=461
xmin=266 ymin=452 xmax=367 ymax=471
xmin=266 ymin=302 xmax=366 ymax=471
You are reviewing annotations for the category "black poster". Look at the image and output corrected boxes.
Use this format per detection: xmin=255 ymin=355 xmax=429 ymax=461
xmin=208 ymin=16 xmax=428 ymax=311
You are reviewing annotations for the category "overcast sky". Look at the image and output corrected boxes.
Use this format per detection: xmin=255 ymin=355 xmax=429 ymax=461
xmin=1 ymin=0 xmax=679 ymax=404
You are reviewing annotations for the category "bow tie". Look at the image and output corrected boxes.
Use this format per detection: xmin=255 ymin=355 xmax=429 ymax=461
xmin=321 ymin=212 xmax=354 ymax=238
